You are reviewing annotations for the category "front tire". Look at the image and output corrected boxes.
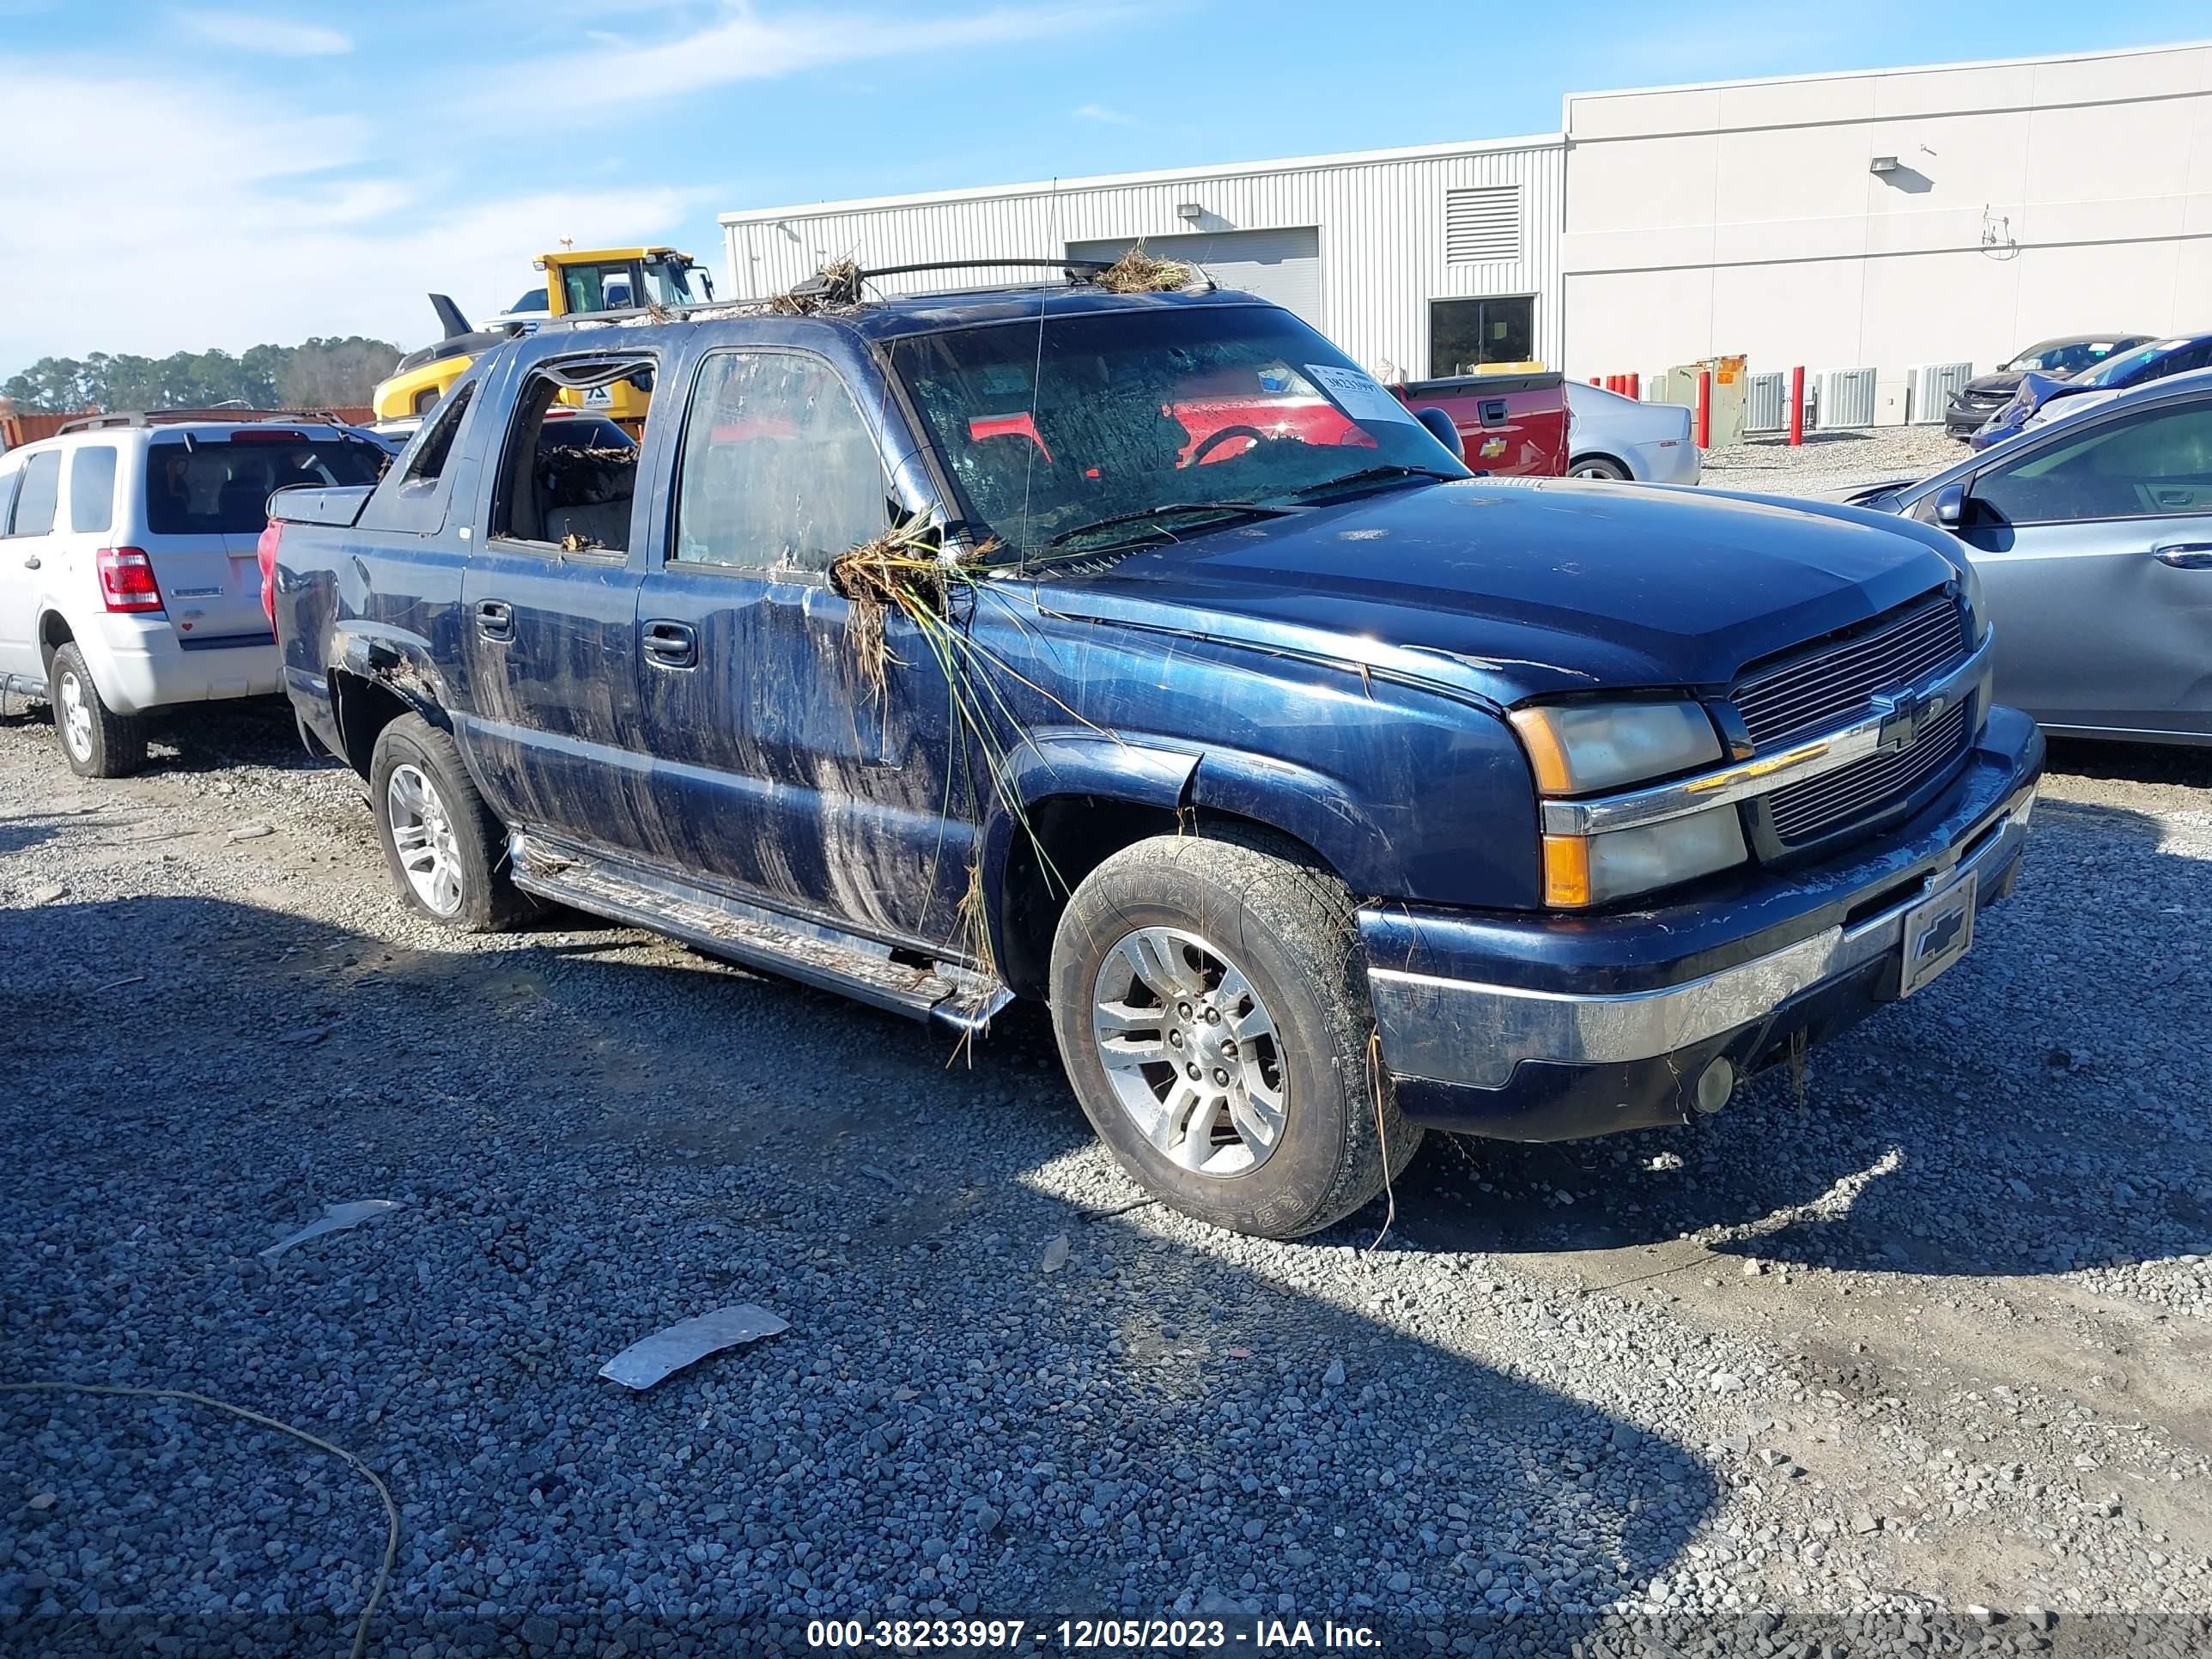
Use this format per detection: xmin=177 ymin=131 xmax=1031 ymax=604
xmin=368 ymin=714 xmax=526 ymax=933
xmin=1048 ymin=831 xmax=1422 ymax=1239
xmin=49 ymin=642 xmax=147 ymax=779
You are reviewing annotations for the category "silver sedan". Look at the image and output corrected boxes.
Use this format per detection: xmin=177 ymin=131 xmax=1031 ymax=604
xmin=1844 ymin=370 xmax=2212 ymax=747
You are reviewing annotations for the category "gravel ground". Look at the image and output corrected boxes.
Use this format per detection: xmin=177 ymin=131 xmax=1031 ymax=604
xmin=1701 ymin=427 xmax=1966 ymax=496
xmin=2 ymin=700 xmax=2209 ymax=1657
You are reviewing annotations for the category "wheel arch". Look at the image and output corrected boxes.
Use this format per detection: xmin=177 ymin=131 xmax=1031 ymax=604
xmin=37 ymin=607 xmax=75 ymax=672
xmin=982 ymin=734 xmax=1373 ymax=998
xmin=1569 ymin=449 xmax=1635 ymax=480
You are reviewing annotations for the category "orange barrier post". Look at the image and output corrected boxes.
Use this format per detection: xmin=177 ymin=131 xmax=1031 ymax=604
xmin=1789 ymin=366 xmax=1806 ymax=446
xmin=1627 ymin=373 xmax=1640 ymax=399
xmin=1695 ymin=368 xmax=1712 ymax=449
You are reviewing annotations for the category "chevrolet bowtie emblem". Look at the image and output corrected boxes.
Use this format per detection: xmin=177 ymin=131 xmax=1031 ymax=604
xmin=1871 ymin=688 xmax=1947 ymax=752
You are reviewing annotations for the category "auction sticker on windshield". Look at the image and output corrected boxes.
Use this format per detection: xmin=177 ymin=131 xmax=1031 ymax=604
xmin=1303 ymin=364 xmax=1419 ymax=428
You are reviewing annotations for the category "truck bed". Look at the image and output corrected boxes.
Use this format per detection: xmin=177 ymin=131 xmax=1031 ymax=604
xmin=1394 ymin=371 xmax=1569 ymax=477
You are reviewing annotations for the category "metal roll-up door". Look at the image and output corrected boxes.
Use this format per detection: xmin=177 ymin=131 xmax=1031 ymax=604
xmin=1066 ymin=227 xmax=1323 ymax=327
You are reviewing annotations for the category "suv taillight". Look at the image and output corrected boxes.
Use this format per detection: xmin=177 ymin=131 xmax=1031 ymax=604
xmin=257 ymin=520 xmax=283 ymax=627
xmin=96 ymin=547 xmax=163 ymax=614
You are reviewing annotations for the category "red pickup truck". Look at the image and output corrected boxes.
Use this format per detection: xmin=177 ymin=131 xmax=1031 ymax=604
xmin=1152 ymin=365 xmax=1568 ymax=478
xmin=1391 ymin=371 xmax=1570 ymax=477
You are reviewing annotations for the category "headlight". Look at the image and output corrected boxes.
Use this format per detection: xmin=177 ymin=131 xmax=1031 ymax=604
xmin=1510 ymin=698 xmax=1746 ymax=907
xmin=1954 ymin=561 xmax=1987 ymax=642
xmin=1540 ymin=805 xmax=1747 ymax=908
xmin=1508 ymin=699 xmax=1723 ymax=795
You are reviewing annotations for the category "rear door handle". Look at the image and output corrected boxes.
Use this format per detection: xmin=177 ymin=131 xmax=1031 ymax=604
xmin=476 ymin=599 xmax=514 ymax=641
xmin=21 ymin=555 xmax=38 ymax=569
xmin=641 ymin=619 xmax=698 ymax=669
xmin=2154 ymin=543 xmax=2212 ymax=570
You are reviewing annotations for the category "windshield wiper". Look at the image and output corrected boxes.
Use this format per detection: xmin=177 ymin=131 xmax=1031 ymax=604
xmin=1279 ymin=464 xmax=1462 ymax=501
xmin=1045 ymin=500 xmax=1297 ymax=551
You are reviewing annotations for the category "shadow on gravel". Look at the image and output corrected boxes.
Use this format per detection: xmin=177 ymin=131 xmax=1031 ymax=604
xmin=1 ymin=893 xmax=1725 ymax=1655
xmin=2043 ymin=736 xmax=2212 ymax=791
xmin=0 ymin=695 xmax=331 ymax=778
xmin=1393 ymin=794 xmax=2212 ymax=1285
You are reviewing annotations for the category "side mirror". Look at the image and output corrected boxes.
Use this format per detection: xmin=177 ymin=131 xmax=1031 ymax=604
xmin=1413 ymin=405 xmax=1464 ymax=462
xmin=1933 ymin=482 xmax=1967 ymax=527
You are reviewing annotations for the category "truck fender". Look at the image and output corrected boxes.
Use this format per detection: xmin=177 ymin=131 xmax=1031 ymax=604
xmin=331 ymin=627 xmax=456 ymax=721
xmin=977 ymin=731 xmax=1401 ymax=977
xmin=978 ymin=732 xmax=1197 ymax=972
xmin=1183 ymin=748 xmax=1401 ymax=896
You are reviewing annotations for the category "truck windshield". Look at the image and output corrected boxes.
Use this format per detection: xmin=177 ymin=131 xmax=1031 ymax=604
xmin=146 ymin=434 xmax=387 ymax=536
xmin=890 ymin=304 xmax=1466 ymax=556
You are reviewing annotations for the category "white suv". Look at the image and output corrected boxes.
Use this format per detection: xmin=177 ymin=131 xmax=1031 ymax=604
xmin=0 ymin=413 xmax=388 ymax=775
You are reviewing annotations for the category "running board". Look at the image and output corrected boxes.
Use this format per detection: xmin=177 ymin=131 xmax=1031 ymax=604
xmin=509 ymin=832 xmax=1012 ymax=1037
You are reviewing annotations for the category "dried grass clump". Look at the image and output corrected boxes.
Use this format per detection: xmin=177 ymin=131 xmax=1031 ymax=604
xmin=770 ymin=258 xmax=863 ymax=316
xmin=827 ymin=514 xmax=962 ymax=700
xmin=1092 ymin=245 xmax=1194 ymax=294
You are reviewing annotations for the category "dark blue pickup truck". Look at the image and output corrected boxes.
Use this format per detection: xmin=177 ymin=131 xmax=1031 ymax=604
xmin=266 ymin=273 xmax=2043 ymax=1238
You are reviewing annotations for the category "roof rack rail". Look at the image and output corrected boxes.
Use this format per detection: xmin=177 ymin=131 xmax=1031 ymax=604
xmin=56 ymin=407 xmax=356 ymax=434
xmin=782 ymin=258 xmax=1210 ymax=309
xmin=531 ymin=257 xmax=1217 ymax=331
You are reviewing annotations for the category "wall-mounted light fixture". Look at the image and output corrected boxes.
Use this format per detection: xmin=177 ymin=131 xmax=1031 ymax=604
xmin=1869 ymin=156 xmax=1900 ymax=175
xmin=1176 ymin=201 xmax=1203 ymax=222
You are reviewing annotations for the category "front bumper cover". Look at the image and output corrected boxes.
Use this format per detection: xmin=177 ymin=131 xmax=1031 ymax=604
xmin=1362 ymin=705 xmax=2045 ymax=1139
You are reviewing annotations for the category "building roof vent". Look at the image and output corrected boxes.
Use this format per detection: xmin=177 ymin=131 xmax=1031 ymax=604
xmin=1444 ymin=185 xmax=1522 ymax=264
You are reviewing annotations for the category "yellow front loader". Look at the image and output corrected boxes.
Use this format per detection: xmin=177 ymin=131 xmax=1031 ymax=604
xmin=371 ymin=247 xmax=714 ymax=429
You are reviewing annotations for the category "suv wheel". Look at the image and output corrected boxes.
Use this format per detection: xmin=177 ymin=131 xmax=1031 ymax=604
xmin=50 ymin=643 xmax=147 ymax=778
xmin=1048 ymin=831 xmax=1422 ymax=1239
xmin=368 ymin=714 xmax=527 ymax=933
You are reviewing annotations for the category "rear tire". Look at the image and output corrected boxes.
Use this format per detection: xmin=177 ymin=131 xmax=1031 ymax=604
xmin=49 ymin=642 xmax=147 ymax=779
xmin=1569 ymin=454 xmax=1632 ymax=481
xmin=1048 ymin=830 xmax=1422 ymax=1239
xmin=368 ymin=713 xmax=527 ymax=933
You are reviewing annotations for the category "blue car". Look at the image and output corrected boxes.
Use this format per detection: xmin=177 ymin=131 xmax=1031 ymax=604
xmin=1972 ymin=330 xmax=2212 ymax=450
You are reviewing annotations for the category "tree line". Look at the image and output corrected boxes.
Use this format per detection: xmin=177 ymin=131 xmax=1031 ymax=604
xmin=2 ymin=337 xmax=404 ymax=414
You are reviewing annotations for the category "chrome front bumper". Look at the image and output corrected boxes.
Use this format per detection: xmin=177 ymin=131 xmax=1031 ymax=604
xmin=1368 ymin=776 xmax=2036 ymax=1092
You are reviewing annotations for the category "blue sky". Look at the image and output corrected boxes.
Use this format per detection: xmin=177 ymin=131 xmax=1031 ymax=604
xmin=2 ymin=0 xmax=2206 ymax=369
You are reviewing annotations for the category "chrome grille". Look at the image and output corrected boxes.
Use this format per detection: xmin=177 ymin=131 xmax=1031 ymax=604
xmin=1768 ymin=700 xmax=1971 ymax=844
xmin=1732 ymin=592 xmax=1967 ymax=750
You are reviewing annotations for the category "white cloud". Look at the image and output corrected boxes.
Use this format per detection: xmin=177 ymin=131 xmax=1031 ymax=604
xmin=175 ymin=9 xmax=353 ymax=55
xmin=1073 ymin=102 xmax=1131 ymax=124
xmin=501 ymin=1 xmax=1126 ymax=108
xmin=0 ymin=64 xmax=696 ymax=366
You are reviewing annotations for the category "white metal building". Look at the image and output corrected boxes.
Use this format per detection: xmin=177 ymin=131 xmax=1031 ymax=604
xmin=720 ymin=40 xmax=2212 ymax=424
xmin=720 ymin=137 xmax=1569 ymax=383
xmin=1561 ymin=40 xmax=2212 ymax=422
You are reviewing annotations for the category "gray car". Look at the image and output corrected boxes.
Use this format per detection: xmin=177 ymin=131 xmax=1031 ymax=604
xmin=1841 ymin=370 xmax=2212 ymax=748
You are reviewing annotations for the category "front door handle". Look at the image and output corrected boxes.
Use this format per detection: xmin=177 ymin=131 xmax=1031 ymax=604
xmin=476 ymin=599 xmax=514 ymax=641
xmin=2154 ymin=543 xmax=2212 ymax=570
xmin=641 ymin=619 xmax=698 ymax=669
xmin=21 ymin=555 xmax=39 ymax=569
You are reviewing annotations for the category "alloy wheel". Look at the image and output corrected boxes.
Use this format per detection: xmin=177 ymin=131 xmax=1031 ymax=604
xmin=1090 ymin=926 xmax=1287 ymax=1177
xmin=386 ymin=763 xmax=466 ymax=916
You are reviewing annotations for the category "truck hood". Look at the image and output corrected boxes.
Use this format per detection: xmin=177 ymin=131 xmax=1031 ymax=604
xmin=1026 ymin=478 xmax=1960 ymax=705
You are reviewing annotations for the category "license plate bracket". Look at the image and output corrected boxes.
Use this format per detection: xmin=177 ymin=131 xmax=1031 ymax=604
xmin=1898 ymin=870 xmax=1978 ymax=998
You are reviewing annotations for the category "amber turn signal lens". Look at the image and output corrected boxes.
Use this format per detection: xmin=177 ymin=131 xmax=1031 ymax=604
xmin=1509 ymin=708 xmax=1576 ymax=794
xmin=1541 ymin=835 xmax=1592 ymax=908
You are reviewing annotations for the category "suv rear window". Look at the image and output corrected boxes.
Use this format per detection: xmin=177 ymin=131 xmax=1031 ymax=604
xmin=146 ymin=434 xmax=386 ymax=536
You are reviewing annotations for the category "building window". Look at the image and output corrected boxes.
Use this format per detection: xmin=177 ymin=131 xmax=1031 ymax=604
xmin=1443 ymin=185 xmax=1522 ymax=264
xmin=1430 ymin=297 xmax=1535 ymax=378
